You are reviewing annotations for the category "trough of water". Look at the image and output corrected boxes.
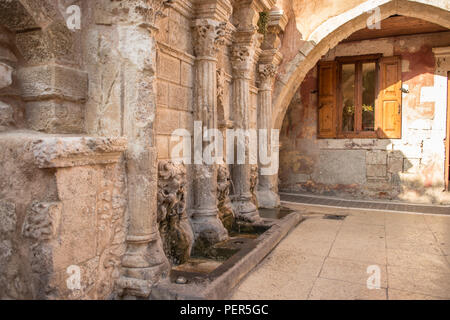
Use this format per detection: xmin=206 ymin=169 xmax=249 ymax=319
xmin=150 ymin=207 xmax=303 ymax=300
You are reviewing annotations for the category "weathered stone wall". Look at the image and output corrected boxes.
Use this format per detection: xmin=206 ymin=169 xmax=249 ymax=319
xmin=0 ymin=0 xmax=132 ymax=299
xmin=154 ymin=1 xmax=195 ymax=210
xmin=280 ymin=32 xmax=450 ymax=204
xmin=0 ymin=25 xmax=25 ymax=132
xmin=0 ymin=133 xmax=57 ymax=299
xmin=156 ymin=1 xmax=195 ymax=160
xmin=0 ymin=133 xmax=127 ymax=299
xmin=0 ymin=0 xmax=86 ymax=134
xmin=0 ymin=0 xmax=448 ymax=300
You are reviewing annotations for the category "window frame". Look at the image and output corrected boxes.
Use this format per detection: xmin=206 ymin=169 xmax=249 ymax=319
xmin=335 ymin=54 xmax=382 ymax=139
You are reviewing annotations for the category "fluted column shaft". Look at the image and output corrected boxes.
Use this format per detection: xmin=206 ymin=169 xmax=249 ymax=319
xmin=190 ymin=19 xmax=228 ymax=246
xmin=258 ymin=85 xmax=272 ymax=187
xmin=233 ymin=76 xmax=253 ymax=196
xmin=257 ymin=64 xmax=280 ymax=208
xmin=230 ymin=43 xmax=261 ymax=223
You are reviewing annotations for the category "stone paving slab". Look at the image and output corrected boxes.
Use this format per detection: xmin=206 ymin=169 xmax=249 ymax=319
xmin=280 ymin=192 xmax=450 ymax=215
xmin=230 ymin=202 xmax=450 ymax=300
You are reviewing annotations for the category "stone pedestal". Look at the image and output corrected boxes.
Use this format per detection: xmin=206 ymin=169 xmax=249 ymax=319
xmin=3 ymin=134 xmax=129 ymax=300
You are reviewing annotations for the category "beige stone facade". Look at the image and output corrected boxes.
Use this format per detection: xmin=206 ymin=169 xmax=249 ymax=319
xmin=0 ymin=0 xmax=449 ymax=299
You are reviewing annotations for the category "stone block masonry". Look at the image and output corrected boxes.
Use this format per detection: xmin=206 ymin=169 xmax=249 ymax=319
xmin=0 ymin=0 xmax=449 ymax=302
xmin=0 ymin=133 xmax=127 ymax=299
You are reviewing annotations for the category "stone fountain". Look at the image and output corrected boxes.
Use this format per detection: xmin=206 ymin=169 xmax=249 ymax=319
xmin=152 ymin=160 xmax=303 ymax=300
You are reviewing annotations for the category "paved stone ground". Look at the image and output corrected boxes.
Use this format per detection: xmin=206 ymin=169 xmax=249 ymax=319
xmin=230 ymin=203 xmax=450 ymax=300
xmin=280 ymin=192 xmax=450 ymax=215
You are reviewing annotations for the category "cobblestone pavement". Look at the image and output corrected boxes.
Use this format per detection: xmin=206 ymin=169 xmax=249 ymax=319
xmin=230 ymin=203 xmax=450 ymax=300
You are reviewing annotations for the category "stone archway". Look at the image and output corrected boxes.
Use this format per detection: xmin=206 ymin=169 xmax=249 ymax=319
xmin=272 ymin=0 xmax=450 ymax=130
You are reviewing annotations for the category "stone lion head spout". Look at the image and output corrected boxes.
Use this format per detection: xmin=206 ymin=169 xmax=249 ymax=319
xmin=157 ymin=160 xmax=194 ymax=266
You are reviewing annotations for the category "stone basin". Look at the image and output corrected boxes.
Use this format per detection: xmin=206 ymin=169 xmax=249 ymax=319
xmin=150 ymin=209 xmax=303 ymax=300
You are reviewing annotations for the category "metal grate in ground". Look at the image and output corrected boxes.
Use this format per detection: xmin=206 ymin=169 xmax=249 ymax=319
xmin=323 ymin=214 xmax=347 ymax=220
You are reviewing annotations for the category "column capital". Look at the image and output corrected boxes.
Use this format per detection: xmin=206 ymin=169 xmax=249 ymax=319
xmin=258 ymin=63 xmax=277 ymax=89
xmin=258 ymin=48 xmax=282 ymax=87
xmin=231 ymin=43 xmax=253 ymax=79
xmin=231 ymin=30 xmax=263 ymax=78
xmin=192 ymin=19 xmax=228 ymax=58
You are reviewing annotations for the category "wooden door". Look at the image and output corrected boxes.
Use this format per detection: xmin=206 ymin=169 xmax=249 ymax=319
xmin=377 ymin=56 xmax=402 ymax=139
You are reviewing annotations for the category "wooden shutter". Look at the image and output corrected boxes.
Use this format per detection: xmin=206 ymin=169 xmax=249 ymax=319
xmin=318 ymin=61 xmax=337 ymax=138
xmin=377 ymin=56 xmax=402 ymax=139
xmin=446 ymin=71 xmax=450 ymax=191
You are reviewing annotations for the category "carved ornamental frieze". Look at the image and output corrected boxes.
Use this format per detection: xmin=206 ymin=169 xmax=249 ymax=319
xmin=157 ymin=160 xmax=194 ymax=265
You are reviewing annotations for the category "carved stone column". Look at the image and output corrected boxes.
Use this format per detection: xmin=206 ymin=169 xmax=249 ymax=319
xmin=119 ymin=29 xmax=170 ymax=296
xmin=230 ymin=34 xmax=262 ymax=223
xmin=256 ymin=63 xmax=280 ymax=208
xmin=229 ymin=0 xmax=276 ymax=221
xmin=115 ymin=0 xmax=171 ymax=298
xmin=190 ymin=19 xmax=228 ymax=246
xmin=256 ymin=9 xmax=287 ymax=208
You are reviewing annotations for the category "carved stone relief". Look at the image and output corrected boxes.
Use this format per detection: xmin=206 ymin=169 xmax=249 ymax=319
xmin=217 ymin=163 xmax=235 ymax=232
xmin=22 ymin=201 xmax=62 ymax=299
xmin=250 ymin=164 xmax=259 ymax=208
xmin=96 ymin=163 xmax=128 ymax=299
xmin=157 ymin=160 xmax=194 ymax=265
xmin=217 ymin=67 xmax=226 ymax=122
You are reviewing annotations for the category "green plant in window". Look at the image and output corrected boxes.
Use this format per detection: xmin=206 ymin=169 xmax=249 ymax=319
xmin=344 ymin=105 xmax=355 ymax=115
xmin=257 ymin=12 xmax=269 ymax=34
xmin=362 ymin=104 xmax=374 ymax=112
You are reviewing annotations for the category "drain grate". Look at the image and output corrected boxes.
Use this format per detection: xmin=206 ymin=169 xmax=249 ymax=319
xmin=323 ymin=214 xmax=347 ymax=220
